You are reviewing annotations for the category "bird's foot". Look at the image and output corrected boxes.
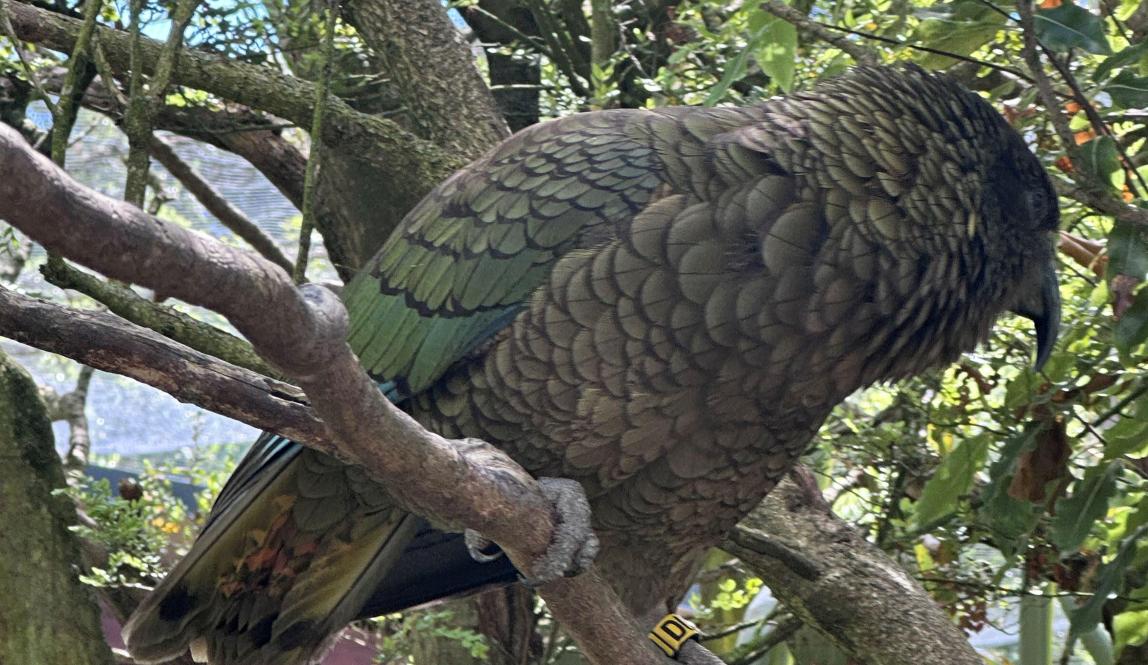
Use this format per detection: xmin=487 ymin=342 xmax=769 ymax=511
xmin=463 ymin=477 xmax=600 ymax=587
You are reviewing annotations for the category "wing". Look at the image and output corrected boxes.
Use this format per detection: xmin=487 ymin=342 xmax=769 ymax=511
xmin=343 ymin=105 xmax=769 ymax=398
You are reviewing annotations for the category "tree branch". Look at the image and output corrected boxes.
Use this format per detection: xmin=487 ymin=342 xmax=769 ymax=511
xmin=0 ymin=286 xmax=319 ymax=441
xmin=724 ymin=467 xmax=981 ymax=665
xmin=343 ymin=0 xmax=509 ymax=160
xmin=5 ymin=0 xmax=464 ymax=203
xmin=39 ymin=257 xmax=278 ymax=377
xmin=0 ymin=348 xmax=114 ymax=665
xmin=0 ymin=118 xmax=666 ymax=665
xmin=147 ymin=135 xmax=293 ymax=273
xmin=759 ymin=0 xmax=879 ymax=65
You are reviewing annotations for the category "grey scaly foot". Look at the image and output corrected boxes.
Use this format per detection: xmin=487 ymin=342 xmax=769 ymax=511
xmin=464 ymin=477 xmax=599 ymax=587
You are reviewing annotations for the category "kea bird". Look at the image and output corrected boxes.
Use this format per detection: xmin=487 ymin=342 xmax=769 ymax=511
xmin=124 ymin=65 xmax=1061 ymax=664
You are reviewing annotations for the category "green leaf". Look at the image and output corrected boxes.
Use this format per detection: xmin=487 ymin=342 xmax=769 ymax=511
xmin=1103 ymin=413 xmax=1148 ymax=459
xmin=1070 ymin=525 xmax=1148 ymax=637
xmin=704 ymin=38 xmax=754 ymax=106
xmin=1108 ymin=222 xmax=1148 ymax=280
xmin=980 ymin=427 xmax=1042 ymax=558
xmin=1035 ymin=4 xmax=1112 ymax=55
xmin=1095 ymin=40 xmax=1148 ymax=81
xmin=1106 ymin=70 xmax=1148 ymax=110
xmin=1114 ymin=287 xmax=1148 ymax=353
xmin=915 ymin=435 xmax=991 ymax=529
xmin=750 ymin=15 xmax=797 ymax=92
xmin=1050 ymin=462 xmax=1120 ymax=552
xmin=1115 ymin=609 xmax=1148 ymax=653
xmin=912 ymin=1 xmax=1006 ymax=69
xmin=1077 ymin=136 xmax=1122 ymax=186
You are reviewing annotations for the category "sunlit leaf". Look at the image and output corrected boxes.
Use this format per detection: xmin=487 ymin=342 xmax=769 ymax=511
xmin=1109 ymin=222 xmax=1148 ymax=280
xmin=1077 ymin=136 xmax=1121 ymax=186
xmin=912 ymin=1 xmax=1006 ymax=69
xmin=1115 ymin=608 xmax=1148 ymax=654
xmin=915 ymin=435 xmax=990 ymax=529
xmin=1103 ymin=412 xmax=1148 ymax=459
xmin=1035 ymin=3 xmax=1112 ymax=55
xmin=704 ymin=39 xmax=754 ymax=105
xmin=749 ymin=12 xmax=796 ymax=92
xmin=1095 ymin=40 xmax=1148 ymax=81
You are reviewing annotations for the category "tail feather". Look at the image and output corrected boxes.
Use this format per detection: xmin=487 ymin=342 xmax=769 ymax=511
xmin=123 ymin=435 xmax=419 ymax=665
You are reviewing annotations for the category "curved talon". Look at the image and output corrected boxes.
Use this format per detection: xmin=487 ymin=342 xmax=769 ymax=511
xmin=464 ymin=529 xmax=505 ymax=563
xmin=517 ymin=477 xmax=600 ymax=587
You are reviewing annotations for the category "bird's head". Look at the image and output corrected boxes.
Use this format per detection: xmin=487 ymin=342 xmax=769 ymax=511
xmin=783 ymin=66 xmax=1062 ymax=390
xmin=980 ymin=120 xmax=1061 ymax=371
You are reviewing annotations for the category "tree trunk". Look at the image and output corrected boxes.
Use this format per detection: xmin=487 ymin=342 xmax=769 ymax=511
xmin=343 ymin=0 xmax=509 ymax=161
xmin=0 ymin=348 xmax=113 ymax=665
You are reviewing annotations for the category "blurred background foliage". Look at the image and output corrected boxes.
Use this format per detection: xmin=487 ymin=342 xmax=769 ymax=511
xmin=3 ymin=0 xmax=1148 ymax=664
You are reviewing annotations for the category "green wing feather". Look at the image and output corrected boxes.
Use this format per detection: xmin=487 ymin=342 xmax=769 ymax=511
xmin=343 ymin=104 xmax=774 ymax=397
xmin=343 ymin=109 xmax=665 ymax=396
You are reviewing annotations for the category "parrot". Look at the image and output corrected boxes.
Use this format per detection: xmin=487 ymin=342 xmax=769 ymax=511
xmin=123 ymin=65 xmax=1061 ymax=664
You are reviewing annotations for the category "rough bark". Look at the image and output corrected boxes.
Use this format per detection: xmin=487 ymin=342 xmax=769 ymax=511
xmin=723 ymin=468 xmax=982 ymax=665
xmin=0 ymin=286 xmax=318 ymax=441
xmin=343 ymin=0 xmax=509 ymax=160
xmin=39 ymin=258 xmax=277 ymax=377
xmin=0 ymin=119 xmax=668 ymax=665
xmin=0 ymin=347 xmax=114 ymax=665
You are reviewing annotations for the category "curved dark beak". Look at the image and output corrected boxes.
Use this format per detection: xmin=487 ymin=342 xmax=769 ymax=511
xmin=1012 ymin=262 xmax=1060 ymax=371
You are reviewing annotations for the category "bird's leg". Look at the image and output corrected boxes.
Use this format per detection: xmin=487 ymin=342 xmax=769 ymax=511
xmin=465 ymin=477 xmax=600 ymax=586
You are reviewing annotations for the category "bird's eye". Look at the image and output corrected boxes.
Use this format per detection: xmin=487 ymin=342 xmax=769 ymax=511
xmin=1025 ymin=186 xmax=1058 ymax=231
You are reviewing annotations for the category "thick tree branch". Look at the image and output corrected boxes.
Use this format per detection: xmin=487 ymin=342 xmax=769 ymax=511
xmin=0 ymin=119 xmax=666 ymax=665
xmin=1055 ymin=179 xmax=1148 ymax=229
xmin=0 ymin=348 xmax=113 ymax=665
xmin=0 ymin=286 xmax=318 ymax=441
xmin=39 ymin=257 xmax=278 ymax=377
xmin=724 ymin=468 xmax=981 ymax=665
xmin=344 ymin=0 xmax=509 ymax=160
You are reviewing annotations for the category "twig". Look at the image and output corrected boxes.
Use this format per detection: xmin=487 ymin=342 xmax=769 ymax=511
xmin=1016 ymin=1 xmax=1076 ymax=152
xmin=0 ymin=285 xmax=317 ymax=441
xmin=48 ymin=0 xmax=101 ymax=166
xmin=62 ymin=365 xmax=95 ymax=475
xmin=294 ymin=0 xmax=337 ymax=284
xmin=725 ymin=618 xmax=802 ymax=665
xmin=122 ymin=0 xmax=200 ymax=206
xmin=0 ymin=0 xmax=61 ymax=116
xmin=1055 ymin=179 xmax=1148 ymax=229
xmin=524 ymin=0 xmax=591 ymax=96
xmin=39 ymin=257 xmax=277 ymax=377
xmin=1040 ymin=48 xmax=1147 ymax=197
xmin=148 ymin=136 xmax=293 ymax=274
xmin=814 ymin=21 xmax=1034 ymax=83
xmin=759 ymin=0 xmax=879 ymax=65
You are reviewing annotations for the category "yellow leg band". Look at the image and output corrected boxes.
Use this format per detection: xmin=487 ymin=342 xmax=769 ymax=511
xmin=648 ymin=613 xmax=700 ymax=658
